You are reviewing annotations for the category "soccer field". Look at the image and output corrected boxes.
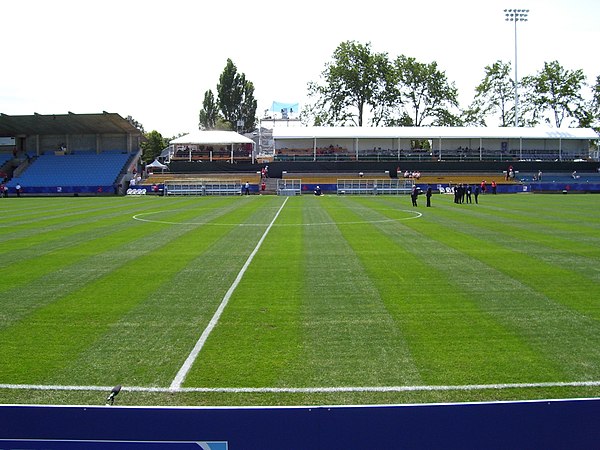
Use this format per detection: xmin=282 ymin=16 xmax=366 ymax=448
xmin=1 ymin=193 xmax=600 ymax=407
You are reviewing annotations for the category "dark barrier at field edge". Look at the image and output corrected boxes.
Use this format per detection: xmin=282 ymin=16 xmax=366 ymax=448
xmin=1 ymin=398 xmax=600 ymax=449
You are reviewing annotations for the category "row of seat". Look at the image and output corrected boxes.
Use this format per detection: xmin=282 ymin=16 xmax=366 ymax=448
xmin=7 ymin=153 xmax=131 ymax=187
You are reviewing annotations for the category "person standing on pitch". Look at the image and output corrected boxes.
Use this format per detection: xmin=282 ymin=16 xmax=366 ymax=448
xmin=411 ymin=186 xmax=418 ymax=207
xmin=426 ymin=186 xmax=432 ymax=207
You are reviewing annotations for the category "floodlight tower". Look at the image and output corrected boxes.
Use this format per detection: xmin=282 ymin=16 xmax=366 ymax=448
xmin=504 ymin=8 xmax=529 ymax=127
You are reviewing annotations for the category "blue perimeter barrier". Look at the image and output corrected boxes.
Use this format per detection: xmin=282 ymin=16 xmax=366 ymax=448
xmin=1 ymin=398 xmax=600 ymax=449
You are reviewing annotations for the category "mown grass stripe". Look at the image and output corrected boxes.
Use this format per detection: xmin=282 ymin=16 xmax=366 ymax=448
xmin=357 ymin=195 xmax=600 ymax=382
xmin=179 ymin=198 xmax=305 ymax=388
xmin=324 ymin=196 xmax=560 ymax=385
xmin=297 ymin=196 xmax=423 ymax=386
xmin=170 ymin=197 xmax=289 ymax=390
xmin=0 ymin=198 xmax=276 ymax=384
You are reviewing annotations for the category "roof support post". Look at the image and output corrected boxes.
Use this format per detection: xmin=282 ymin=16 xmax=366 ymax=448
xmin=313 ymin=137 xmax=316 ymax=162
xmin=480 ymin=137 xmax=483 ymax=161
xmin=559 ymin=137 xmax=562 ymax=161
xmin=520 ymin=137 xmax=523 ymax=160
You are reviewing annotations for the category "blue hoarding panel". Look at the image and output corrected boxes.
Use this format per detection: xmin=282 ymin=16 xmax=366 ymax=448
xmin=2 ymin=399 xmax=600 ymax=449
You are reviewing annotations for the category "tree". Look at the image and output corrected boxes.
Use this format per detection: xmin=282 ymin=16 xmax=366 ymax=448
xmin=464 ymin=60 xmax=514 ymax=127
xmin=391 ymin=56 xmax=459 ymax=127
xmin=575 ymin=75 xmax=600 ymax=132
xmin=521 ymin=60 xmax=586 ymax=127
xmin=216 ymin=59 xmax=257 ymax=133
xmin=140 ymin=130 xmax=167 ymax=164
xmin=239 ymin=79 xmax=258 ymax=132
xmin=199 ymin=89 xmax=219 ymax=130
xmin=305 ymin=41 xmax=393 ymax=126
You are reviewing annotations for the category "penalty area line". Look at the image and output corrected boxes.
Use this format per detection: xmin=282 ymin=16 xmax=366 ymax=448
xmin=2 ymin=380 xmax=600 ymax=394
xmin=169 ymin=197 xmax=290 ymax=391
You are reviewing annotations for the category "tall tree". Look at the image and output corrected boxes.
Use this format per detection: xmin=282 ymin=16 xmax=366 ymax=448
xmin=199 ymin=89 xmax=219 ymax=130
xmin=521 ymin=60 xmax=586 ymax=127
xmin=305 ymin=41 xmax=393 ymax=126
xmin=464 ymin=60 xmax=514 ymax=127
xmin=140 ymin=130 xmax=167 ymax=164
xmin=239 ymin=79 xmax=258 ymax=132
xmin=391 ymin=56 xmax=459 ymax=126
xmin=575 ymin=75 xmax=600 ymax=132
xmin=216 ymin=59 xmax=257 ymax=133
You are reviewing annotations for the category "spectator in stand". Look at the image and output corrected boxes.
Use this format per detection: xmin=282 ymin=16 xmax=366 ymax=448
xmin=538 ymin=170 xmax=543 ymax=181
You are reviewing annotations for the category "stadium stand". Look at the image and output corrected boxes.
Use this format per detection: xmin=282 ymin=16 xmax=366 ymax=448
xmin=0 ymin=153 xmax=12 ymax=167
xmin=6 ymin=153 xmax=132 ymax=193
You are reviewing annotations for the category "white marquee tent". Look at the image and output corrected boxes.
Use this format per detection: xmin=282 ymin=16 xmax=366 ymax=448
xmin=168 ymin=131 xmax=255 ymax=163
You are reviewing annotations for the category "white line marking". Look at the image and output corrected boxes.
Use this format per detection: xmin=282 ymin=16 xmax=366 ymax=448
xmin=132 ymin=209 xmax=422 ymax=226
xmin=169 ymin=197 xmax=289 ymax=391
xmin=2 ymin=380 xmax=600 ymax=394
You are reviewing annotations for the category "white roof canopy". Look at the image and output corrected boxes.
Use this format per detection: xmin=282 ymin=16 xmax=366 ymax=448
xmin=170 ymin=131 xmax=254 ymax=145
xmin=273 ymin=126 xmax=598 ymax=140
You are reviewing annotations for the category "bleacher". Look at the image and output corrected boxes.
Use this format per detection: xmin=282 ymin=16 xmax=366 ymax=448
xmin=0 ymin=153 xmax=13 ymax=167
xmin=7 ymin=152 xmax=131 ymax=193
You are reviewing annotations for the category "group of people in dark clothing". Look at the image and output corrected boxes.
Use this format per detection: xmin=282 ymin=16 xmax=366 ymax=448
xmin=453 ymin=184 xmax=480 ymax=204
xmin=410 ymin=183 xmax=481 ymax=208
xmin=410 ymin=185 xmax=432 ymax=207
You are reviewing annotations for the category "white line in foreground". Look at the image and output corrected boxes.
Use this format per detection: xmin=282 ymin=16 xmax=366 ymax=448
xmin=169 ymin=197 xmax=290 ymax=391
xmin=2 ymin=380 xmax=600 ymax=394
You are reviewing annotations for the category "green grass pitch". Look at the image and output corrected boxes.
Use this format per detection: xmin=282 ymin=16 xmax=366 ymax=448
xmin=1 ymin=192 xmax=599 ymax=407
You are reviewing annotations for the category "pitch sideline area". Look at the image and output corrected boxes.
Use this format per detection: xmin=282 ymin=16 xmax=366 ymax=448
xmin=1 ymin=194 xmax=599 ymax=407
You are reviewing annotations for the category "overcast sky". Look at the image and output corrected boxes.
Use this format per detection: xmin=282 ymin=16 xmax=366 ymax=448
xmin=2 ymin=0 xmax=599 ymax=136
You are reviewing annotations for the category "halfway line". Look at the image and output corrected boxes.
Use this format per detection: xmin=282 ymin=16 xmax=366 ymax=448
xmin=169 ymin=197 xmax=289 ymax=390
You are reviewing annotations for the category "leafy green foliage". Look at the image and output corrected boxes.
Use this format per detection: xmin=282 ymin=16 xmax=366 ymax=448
xmin=465 ymin=60 xmax=515 ymax=127
xmin=392 ymin=56 xmax=460 ymax=126
xmin=216 ymin=59 xmax=257 ymax=133
xmin=305 ymin=41 xmax=393 ymax=126
xmin=140 ymin=130 xmax=167 ymax=163
xmin=199 ymin=89 xmax=218 ymax=130
xmin=522 ymin=60 xmax=586 ymax=127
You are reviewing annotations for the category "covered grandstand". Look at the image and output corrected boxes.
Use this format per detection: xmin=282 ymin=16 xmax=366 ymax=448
xmin=0 ymin=112 xmax=143 ymax=194
xmin=272 ymin=126 xmax=598 ymax=162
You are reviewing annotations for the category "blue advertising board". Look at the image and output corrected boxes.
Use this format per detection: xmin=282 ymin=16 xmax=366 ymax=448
xmin=2 ymin=398 xmax=600 ymax=449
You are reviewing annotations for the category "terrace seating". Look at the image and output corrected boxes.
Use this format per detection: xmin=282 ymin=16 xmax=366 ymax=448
xmin=0 ymin=153 xmax=13 ymax=166
xmin=7 ymin=152 xmax=131 ymax=188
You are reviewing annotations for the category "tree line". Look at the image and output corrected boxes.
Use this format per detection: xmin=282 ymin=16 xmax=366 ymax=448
xmin=303 ymin=40 xmax=600 ymax=132
xmin=141 ymin=40 xmax=599 ymax=163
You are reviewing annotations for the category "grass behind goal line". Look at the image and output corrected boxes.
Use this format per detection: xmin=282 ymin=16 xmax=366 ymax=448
xmin=0 ymin=193 xmax=599 ymax=406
